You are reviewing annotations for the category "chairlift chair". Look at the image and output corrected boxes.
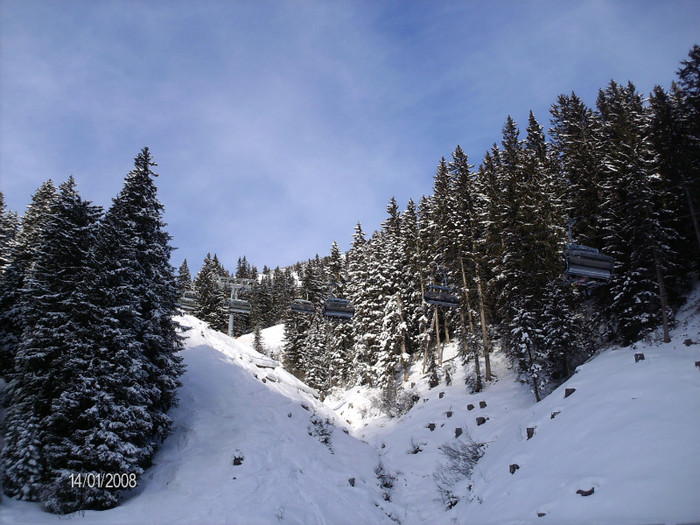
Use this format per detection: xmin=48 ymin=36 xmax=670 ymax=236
xmin=424 ymin=284 xmax=460 ymax=308
xmin=230 ymin=298 xmax=252 ymax=315
xmin=323 ymin=297 xmax=355 ymax=320
xmin=290 ymin=299 xmax=315 ymax=315
xmin=563 ymin=244 xmax=614 ymax=282
xmin=178 ymin=290 xmax=197 ymax=312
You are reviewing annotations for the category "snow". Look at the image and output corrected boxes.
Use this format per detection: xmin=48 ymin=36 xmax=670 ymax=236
xmin=2 ymin=290 xmax=700 ymax=524
xmin=1 ymin=316 xmax=397 ymax=524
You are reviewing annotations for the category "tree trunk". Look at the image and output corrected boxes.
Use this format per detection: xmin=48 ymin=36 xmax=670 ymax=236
xmin=460 ymin=258 xmax=481 ymax=391
xmin=654 ymin=251 xmax=671 ymax=343
xmin=526 ymin=344 xmax=541 ymax=402
xmin=421 ymin=309 xmax=431 ymax=374
xmin=443 ymin=310 xmax=450 ymax=345
xmin=682 ymin=178 xmax=700 ymax=253
xmin=435 ymin=306 xmax=443 ymax=365
xmin=475 ymin=261 xmax=492 ymax=381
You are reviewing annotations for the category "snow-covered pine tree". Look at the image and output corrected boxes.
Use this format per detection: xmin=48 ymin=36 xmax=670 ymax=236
xmin=346 ymin=222 xmax=372 ymax=384
xmin=0 ymin=194 xmax=21 ymax=375
xmin=375 ymin=293 xmax=410 ymax=389
xmin=326 ymin=241 xmax=354 ymax=387
xmin=675 ymin=45 xmax=700 ymax=253
xmin=302 ymin=315 xmax=330 ymax=395
xmin=90 ymin=148 xmax=184 ymax=489
xmin=253 ymin=324 xmax=266 ymax=355
xmin=251 ymin=275 xmax=275 ymax=329
xmin=194 ymin=253 xmax=229 ymax=332
xmin=447 ymin=146 xmax=484 ymax=390
xmin=648 ymin=84 xmax=698 ymax=298
xmin=1 ymin=178 xmax=105 ymax=509
xmin=177 ymin=259 xmax=192 ymax=295
xmin=487 ymin=114 xmax=565 ymax=401
xmin=549 ymin=92 xmax=606 ymax=246
xmin=0 ymin=193 xmax=20 ymax=274
xmin=282 ymin=306 xmax=313 ymax=381
xmin=397 ymin=199 xmax=428 ymax=357
xmin=0 ymin=181 xmax=58 ymax=378
xmin=596 ymin=81 xmax=676 ymax=344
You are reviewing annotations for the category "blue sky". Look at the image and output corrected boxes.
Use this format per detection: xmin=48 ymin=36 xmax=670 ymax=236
xmin=1 ymin=1 xmax=698 ymax=274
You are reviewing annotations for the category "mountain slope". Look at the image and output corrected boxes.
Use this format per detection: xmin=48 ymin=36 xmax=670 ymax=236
xmin=0 ymin=316 xmax=397 ymax=525
xmin=328 ymin=288 xmax=700 ymax=525
xmin=2 ymin=291 xmax=699 ymax=525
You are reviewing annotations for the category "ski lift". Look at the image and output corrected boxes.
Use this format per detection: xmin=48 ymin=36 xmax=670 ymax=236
xmin=424 ymin=284 xmax=460 ymax=308
xmin=230 ymin=298 xmax=252 ymax=315
xmin=290 ymin=298 xmax=315 ymax=315
xmin=178 ymin=290 xmax=197 ymax=312
xmin=563 ymin=245 xmax=614 ymax=282
xmin=562 ymin=221 xmax=614 ymax=284
xmin=424 ymin=269 xmax=460 ymax=308
xmin=323 ymin=297 xmax=355 ymax=320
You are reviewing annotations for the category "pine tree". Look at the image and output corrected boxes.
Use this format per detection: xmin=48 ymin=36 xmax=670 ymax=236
xmin=84 ymin=148 xmax=184 ymax=506
xmin=596 ymin=82 xmax=676 ymax=344
xmin=398 ymin=199 xmax=428 ymax=357
xmin=447 ymin=146 xmax=484 ymax=389
xmin=282 ymin=306 xmax=313 ymax=380
xmin=375 ymin=293 xmax=410 ymax=389
xmin=346 ymin=222 xmax=378 ymax=385
xmin=253 ymin=324 xmax=266 ymax=355
xmin=676 ymin=46 xmax=700 ymax=239
xmin=0 ymin=181 xmax=58 ymax=378
xmin=0 ymin=193 xmax=20 ymax=274
xmin=326 ymin=241 xmax=354 ymax=387
xmin=1 ymin=178 xmax=103 ymax=508
xmin=177 ymin=259 xmax=192 ymax=294
xmin=549 ymin=92 xmax=606 ymax=245
xmin=302 ymin=316 xmax=330 ymax=395
xmin=194 ymin=253 xmax=228 ymax=332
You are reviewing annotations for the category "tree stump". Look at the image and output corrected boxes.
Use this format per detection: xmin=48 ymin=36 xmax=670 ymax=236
xmin=479 ymin=400 xmax=487 ymax=409
xmin=576 ymin=487 xmax=595 ymax=497
xmin=509 ymin=463 xmax=519 ymax=474
xmin=427 ymin=423 xmax=436 ymax=431
xmin=695 ymin=360 xmax=700 ymax=370
xmin=439 ymin=392 xmax=445 ymax=399
xmin=564 ymin=388 xmax=576 ymax=398
xmin=476 ymin=416 xmax=487 ymax=426
xmin=467 ymin=403 xmax=475 ymax=411
xmin=348 ymin=477 xmax=355 ymax=487
xmin=634 ymin=353 xmax=645 ymax=362
xmin=526 ymin=427 xmax=535 ymax=440
xmin=455 ymin=427 xmax=463 ymax=438
xmin=446 ymin=410 xmax=453 ymax=418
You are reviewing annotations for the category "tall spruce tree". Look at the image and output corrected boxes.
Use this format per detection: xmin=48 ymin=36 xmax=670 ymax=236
xmin=0 ymin=181 xmax=58 ymax=378
xmin=596 ymin=82 xmax=676 ymax=344
xmin=0 ymin=193 xmax=20 ymax=274
xmin=1 ymin=178 xmax=104 ymax=509
xmin=177 ymin=259 xmax=192 ymax=295
xmin=90 ymin=148 xmax=184 ymax=488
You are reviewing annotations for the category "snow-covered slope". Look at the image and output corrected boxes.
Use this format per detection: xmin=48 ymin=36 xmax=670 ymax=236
xmin=328 ymin=289 xmax=700 ymax=525
xmin=0 ymin=316 xmax=398 ymax=525
xmin=237 ymin=323 xmax=286 ymax=361
xmin=2 ymin=291 xmax=699 ymax=525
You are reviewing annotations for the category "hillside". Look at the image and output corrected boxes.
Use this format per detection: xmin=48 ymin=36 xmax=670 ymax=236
xmin=0 ymin=316 xmax=399 ymax=525
xmin=1 ymin=291 xmax=699 ymax=524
